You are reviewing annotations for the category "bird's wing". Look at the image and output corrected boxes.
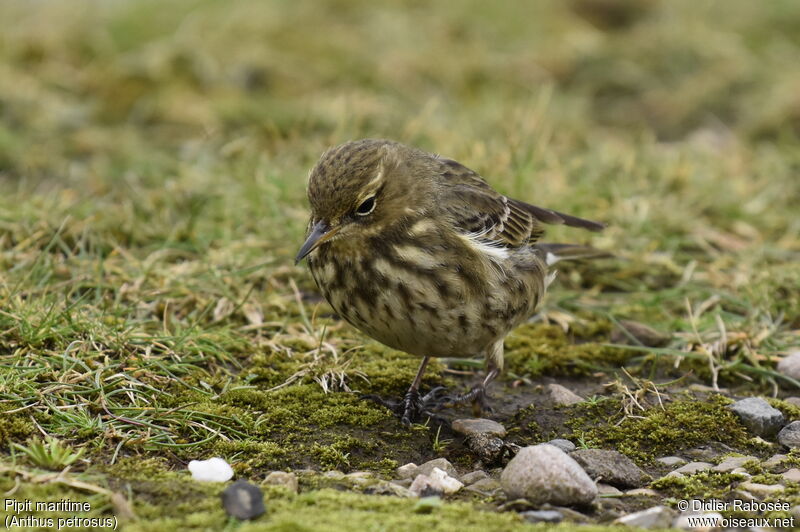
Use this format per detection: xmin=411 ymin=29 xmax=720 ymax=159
xmin=435 ymin=157 xmax=605 ymax=248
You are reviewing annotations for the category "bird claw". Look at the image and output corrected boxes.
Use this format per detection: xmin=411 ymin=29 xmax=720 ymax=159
xmin=362 ymin=386 xmax=448 ymax=426
xmin=443 ymin=384 xmax=494 ymax=417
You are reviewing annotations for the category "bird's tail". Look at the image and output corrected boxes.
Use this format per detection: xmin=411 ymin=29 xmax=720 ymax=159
xmin=535 ymin=243 xmax=612 ymax=266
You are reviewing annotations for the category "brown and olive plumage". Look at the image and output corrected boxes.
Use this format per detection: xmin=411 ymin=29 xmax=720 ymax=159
xmin=296 ymin=139 xmax=605 ymax=424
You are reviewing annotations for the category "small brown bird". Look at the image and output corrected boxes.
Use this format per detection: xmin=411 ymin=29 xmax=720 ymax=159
xmin=296 ymin=139 xmax=605 ymax=425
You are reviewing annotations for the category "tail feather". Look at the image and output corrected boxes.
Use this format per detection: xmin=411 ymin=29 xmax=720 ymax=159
xmin=535 ymin=243 xmax=612 ymax=266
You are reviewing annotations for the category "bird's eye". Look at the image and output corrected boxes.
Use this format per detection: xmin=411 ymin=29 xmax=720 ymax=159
xmin=355 ymin=196 xmax=376 ymax=216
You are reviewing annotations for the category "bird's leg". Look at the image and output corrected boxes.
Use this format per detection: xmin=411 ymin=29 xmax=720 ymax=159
xmin=445 ymin=360 xmax=499 ymax=417
xmin=362 ymin=356 xmax=446 ymax=426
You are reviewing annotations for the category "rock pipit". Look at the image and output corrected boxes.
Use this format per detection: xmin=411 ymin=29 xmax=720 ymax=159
xmin=296 ymin=139 xmax=605 ymax=425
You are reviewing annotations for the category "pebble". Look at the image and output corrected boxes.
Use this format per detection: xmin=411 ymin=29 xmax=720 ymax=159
xmin=614 ymin=505 xmax=675 ymax=529
xmin=500 ymin=444 xmax=597 ymax=506
xmin=727 ymin=397 xmax=785 ymax=437
xmin=520 ymin=510 xmax=563 ymax=524
xmin=670 ymin=461 xmax=713 ymax=476
xmin=464 ymin=477 xmax=501 ymax=495
xmin=546 ymin=383 xmax=584 ymax=406
xmin=777 ymin=351 xmax=800 ymax=380
xmin=546 ymin=439 xmax=576 ymax=453
xmin=624 ymin=488 xmax=659 ymax=497
xmin=396 ymin=463 xmax=419 ymax=479
xmin=781 ymin=468 xmax=800 ymax=482
xmin=778 ymin=420 xmax=800 ymax=448
xmin=409 ymin=467 xmax=463 ymax=496
xmin=221 ymin=480 xmax=265 ymax=520
xmin=323 ymin=470 xmax=345 ymax=480
xmin=673 ymin=511 xmax=722 ymax=531
xmin=570 ymin=449 xmax=650 ymax=488
xmin=367 ymin=481 xmax=414 ymax=498
xmin=611 ymin=320 xmax=671 ymax=347
xmin=656 ymin=456 xmax=686 ymax=467
xmin=417 ymin=458 xmax=458 ymax=479
xmin=597 ymin=483 xmax=622 ymax=496
xmin=762 ymin=454 xmax=788 ymax=470
xmin=460 ymin=470 xmax=489 ymax=485
xmin=737 ymin=482 xmax=785 ymax=497
xmin=465 ymin=433 xmax=507 ymax=465
xmin=451 ymin=418 xmax=507 ymax=438
xmin=711 ymin=455 xmax=756 ymax=472
xmin=264 ymin=471 xmax=298 ymax=493
xmin=785 ymin=397 xmax=800 ymax=408
xmin=188 ymin=457 xmax=234 ymax=482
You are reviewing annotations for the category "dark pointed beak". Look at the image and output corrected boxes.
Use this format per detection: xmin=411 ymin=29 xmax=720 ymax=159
xmin=295 ymin=220 xmax=335 ymax=264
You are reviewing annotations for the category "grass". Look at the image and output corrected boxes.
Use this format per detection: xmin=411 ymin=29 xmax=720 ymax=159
xmin=1 ymin=0 xmax=799 ymax=529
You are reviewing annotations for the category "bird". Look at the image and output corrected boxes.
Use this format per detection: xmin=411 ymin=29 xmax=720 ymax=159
xmin=295 ymin=139 xmax=606 ymax=425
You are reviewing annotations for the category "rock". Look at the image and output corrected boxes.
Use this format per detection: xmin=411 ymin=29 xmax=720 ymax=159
xmin=464 ymin=477 xmax=501 ymax=495
xmin=624 ymin=488 xmax=659 ymax=497
xmin=500 ymin=444 xmax=597 ymax=506
xmin=674 ymin=512 xmax=722 ymax=531
xmin=188 ymin=457 xmax=234 ymax=482
xmin=465 ymin=433 xmax=507 ymax=464
xmin=396 ymin=463 xmax=419 ymax=479
xmin=737 ymin=482 xmax=785 ymax=497
xmin=264 ymin=471 xmax=298 ymax=493
xmin=656 ymin=456 xmax=686 ymax=467
xmin=785 ymin=397 xmax=800 ymax=408
xmin=409 ymin=467 xmax=463 ymax=496
xmin=345 ymin=471 xmax=373 ymax=486
xmin=728 ymin=397 xmax=785 ymax=437
xmin=671 ymin=461 xmax=713 ymax=476
xmin=762 ymin=454 xmax=788 ymax=470
xmin=781 ymin=468 xmax=800 ymax=482
xmin=546 ymin=383 xmax=584 ymax=406
xmin=323 ymin=470 xmax=345 ymax=480
xmin=367 ymin=481 xmax=414 ymax=498
xmin=221 ymin=480 xmax=265 ymax=520
xmin=597 ymin=483 xmax=622 ymax=495
xmin=778 ymin=421 xmax=800 ymax=448
xmin=521 ymin=510 xmax=563 ymax=524
xmin=452 ymin=418 xmax=507 ymax=438
xmin=546 ymin=439 xmax=576 ymax=453
xmin=614 ymin=506 xmax=675 ymax=529
xmin=712 ymin=455 xmax=757 ymax=472
xmin=570 ymin=449 xmax=650 ymax=488
xmin=417 ymin=458 xmax=458 ymax=479
xmin=684 ymin=445 xmax=722 ymax=461
xmin=611 ymin=320 xmax=671 ymax=347
xmin=460 ymin=470 xmax=489 ymax=485
xmin=777 ymin=351 xmax=800 ymax=380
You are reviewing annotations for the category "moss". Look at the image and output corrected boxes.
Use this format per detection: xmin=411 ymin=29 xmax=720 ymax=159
xmin=567 ymin=395 xmax=760 ymax=463
xmin=767 ymin=398 xmax=800 ymax=421
xmin=504 ymin=324 xmax=633 ymax=378
xmin=0 ymin=411 xmax=35 ymax=443
xmin=651 ymin=470 xmax=748 ymax=499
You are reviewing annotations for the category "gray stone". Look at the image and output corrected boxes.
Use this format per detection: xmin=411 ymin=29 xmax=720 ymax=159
xmin=624 ymin=488 xmax=659 ymax=497
xmin=409 ymin=467 xmax=463 ymax=497
xmin=547 ymin=439 xmax=576 ymax=453
xmin=782 ymin=468 xmax=800 ymax=482
xmin=778 ymin=420 xmax=800 ymax=448
xmin=521 ymin=510 xmax=563 ymax=524
xmin=762 ymin=454 xmax=788 ymax=470
xmin=712 ymin=455 xmax=757 ymax=472
xmin=500 ymin=444 xmax=597 ymax=506
xmin=656 ymin=456 xmax=686 ymax=467
xmin=264 ymin=471 xmax=298 ymax=493
xmin=546 ymin=383 xmax=584 ymax=406
xmin=396 ymin=463 xmax=419 ymax=479
xmin=728 ymin=397 xmax=785 ymax=437
xmin=417 ymin=458 xmax=458 ymax=479
xmin=464 ymin=477 xmax=501 ymax=495
xmin=368 ymin=481 xmax=414 ymax=498
xmin=323 ymin=470 xmax=345 ymax=480
xmin=460 ymin=470 xmax=489 ymax=485
xmin=570 ymin=449 xmax=650 ymax=488
xmin=738 ymin=482 xmax=785 ymax=497
xmin=777 ymin=351 xmax=800 ymax=380
xmin=221 ymin=480 xmax=265 ymax=520
xmin=597 ymin=483 xmax=622 ymax=495
xmin=451 ymin=418 xmax=506 ymax=438
xmin=670 ymin=461 xmax=713 ymax=476
xmin=614 ymin=506 xmax=675 ymax=529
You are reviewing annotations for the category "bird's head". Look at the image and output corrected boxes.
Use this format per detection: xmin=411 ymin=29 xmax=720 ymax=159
xmin=295 ymin=139 xmax=434 ymax=263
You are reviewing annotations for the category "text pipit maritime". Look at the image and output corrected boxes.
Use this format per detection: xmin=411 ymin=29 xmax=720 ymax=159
xmin=296 ymin=139 xmax=606 ymax=425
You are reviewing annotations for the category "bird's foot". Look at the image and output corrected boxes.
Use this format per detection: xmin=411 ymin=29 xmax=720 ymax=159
xmin=362 ymin=386 xmax=447 ymax=426
xmin=444 ymin=384 xmax=493 ymax=417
